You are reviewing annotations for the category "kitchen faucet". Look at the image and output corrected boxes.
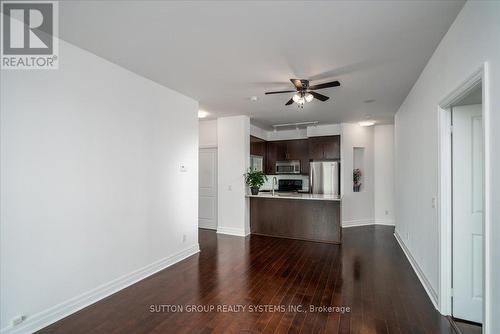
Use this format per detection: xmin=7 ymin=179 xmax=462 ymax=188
xmin=272 ymin=176 xmax=278 ymax=196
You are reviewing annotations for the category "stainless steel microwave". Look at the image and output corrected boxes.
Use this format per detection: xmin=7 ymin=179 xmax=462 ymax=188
xmin=275 ymin=160 xmax=301 ymax=174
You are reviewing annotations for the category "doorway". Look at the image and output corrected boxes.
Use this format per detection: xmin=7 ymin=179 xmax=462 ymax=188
xmin=438 ymin=66 xmax=489 ymax=333
xmin=199 ymin=148 xmax=217 ymax=230
xmin=451 ymin=86 xmax=483 ymax=325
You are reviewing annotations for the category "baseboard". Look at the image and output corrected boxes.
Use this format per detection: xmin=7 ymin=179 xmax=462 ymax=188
xmin=342 ymin=219 xmax=374 ymax=228
xmin=198 ymin=221 xmax=217 ymax=230
xmin=393 ymin=231 xmax=439 ymax=310
xmin=374 ymin=219 xmax=395 ymax=226
xmin=216 ymin=226 xmax=249 ymax=237
xmin=0 ymin=244 xmax=200 ymax=334
xmin=199 ymin=144 xmax=217 ymax=149
xmin=342 ymin=219 xmax=395 ymax=228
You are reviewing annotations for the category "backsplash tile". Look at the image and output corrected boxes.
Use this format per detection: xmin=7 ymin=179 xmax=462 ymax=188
xmin=260 ymin=174 xmax=309 ymax=191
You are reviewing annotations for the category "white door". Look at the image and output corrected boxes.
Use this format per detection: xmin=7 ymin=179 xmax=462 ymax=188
xmin=199 ymin=148 xmax=217 ymax=230
xmin=452 ymin=104 xmax=483 ymax=323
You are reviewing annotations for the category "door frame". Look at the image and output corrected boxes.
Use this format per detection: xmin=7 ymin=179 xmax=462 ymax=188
xmin=437 ymin=63 xmax=491 ymax=332
xmin=198 ymin=147 xmax=218 ymax=230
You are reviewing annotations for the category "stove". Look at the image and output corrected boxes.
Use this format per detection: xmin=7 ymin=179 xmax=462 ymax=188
xmin=278 ymin=179 xmax=303 ymax=192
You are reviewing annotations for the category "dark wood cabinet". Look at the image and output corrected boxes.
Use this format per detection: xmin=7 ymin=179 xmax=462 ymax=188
xmin=266 ymin=140 xmax=309 ymax=174
xmin=265 ymin=141 xmax=286 ymax=174
xmin=252 ymin=135 xmax=340 ymax=175
xmin=250 ymin=136 xmax=266 ymax=157
xmin=308 ymin=135 xmax=340 ymax=160
xmin=308 ymin=137 xmax=325 ymax=160
xmin=250 ymin=197 xmax=341 ymax=243
xmin=285 ymin=139 xmax=307 ymax=160
xmin=285 ymin=139 xmax=309 ymax=174
xmin=323 ymin=135 xmax=340 ymax=159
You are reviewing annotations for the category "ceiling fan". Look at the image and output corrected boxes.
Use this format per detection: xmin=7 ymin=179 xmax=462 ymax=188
xmin=265 ymin=79 xmax=340 ymax=108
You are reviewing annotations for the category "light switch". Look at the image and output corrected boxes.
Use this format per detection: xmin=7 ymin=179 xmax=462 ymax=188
xmin=180 ymin=164 xmax=187 ymax=173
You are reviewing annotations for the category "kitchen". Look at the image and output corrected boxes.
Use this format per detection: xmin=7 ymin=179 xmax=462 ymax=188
xmin=247 ymin=134 xmax=342 ymax=244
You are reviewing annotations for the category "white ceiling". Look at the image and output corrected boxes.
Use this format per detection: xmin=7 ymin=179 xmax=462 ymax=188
xmin=58 ymin=1 xmax=465 ymax=129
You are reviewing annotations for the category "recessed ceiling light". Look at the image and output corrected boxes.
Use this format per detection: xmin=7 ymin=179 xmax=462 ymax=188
xmin=198 ymin=110 xmax=209 ymax=118
xmin=250 ymin=96 xmax=258 ymax=102
xmin=359 ymin=120 xmax=375 ymax=127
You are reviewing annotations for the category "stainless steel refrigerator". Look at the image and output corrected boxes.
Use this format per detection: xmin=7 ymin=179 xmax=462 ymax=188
xmin=309 ymin=161 xmax=341 ymax=195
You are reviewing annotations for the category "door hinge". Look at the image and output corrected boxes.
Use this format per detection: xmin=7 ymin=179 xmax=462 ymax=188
xmin=450 ymin=288 xmax=454 ymax=297
xmin=449 ymin=125 xmax=453 ymax=134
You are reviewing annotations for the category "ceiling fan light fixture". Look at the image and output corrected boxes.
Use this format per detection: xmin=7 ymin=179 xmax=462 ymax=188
xmin=265 ymin=78 xmax=340 ymax=107
xmin=305 ymin=93 xmax=314 ymax=102
xmin=292 ymin=93 xmax=301 ymax=103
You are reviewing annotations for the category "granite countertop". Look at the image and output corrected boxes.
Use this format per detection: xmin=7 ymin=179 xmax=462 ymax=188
xmin=246 ymin=192 xmax=342 ymax=201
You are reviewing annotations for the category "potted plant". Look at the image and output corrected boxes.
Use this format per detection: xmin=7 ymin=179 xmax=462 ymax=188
xmin=245 ymin=168 xmax=268 ymax=195
xmin=353 ymin=168 xmax=362 ymax=192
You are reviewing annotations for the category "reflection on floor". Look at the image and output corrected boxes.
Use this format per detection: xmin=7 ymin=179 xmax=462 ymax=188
xmin=449 ymin=317 xmax=482 ymax=334
xmin=39 ymin=226 xmax=460 ymax=333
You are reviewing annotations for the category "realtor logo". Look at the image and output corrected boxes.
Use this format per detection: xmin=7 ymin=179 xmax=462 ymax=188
xmin=1 ymin=1 xmax=59 ymax=69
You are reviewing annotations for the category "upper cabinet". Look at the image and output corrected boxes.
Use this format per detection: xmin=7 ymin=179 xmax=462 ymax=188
xmin=308 ymin=135 xmax=340 ymax=160
xmin=266 ymin=140 xmax=309 ymax=174
xmin=265 ymin=141 xmax=285 ymax=174
xmin=285 ymin=139 xmax=309 ymax=174
xmin=252 ymin=135 xmax=340 ymax=175
xmin=308 ymin=137 xmax=325 ymax=160
xmin=250 ymin=136 xmax=266 ymax=157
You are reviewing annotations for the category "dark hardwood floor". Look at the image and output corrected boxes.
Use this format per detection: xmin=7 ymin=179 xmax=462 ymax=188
xmin=448 ymin=317 xmax=482 ymax=334
xmin=39 ymin=226 xmax=460 ymax=334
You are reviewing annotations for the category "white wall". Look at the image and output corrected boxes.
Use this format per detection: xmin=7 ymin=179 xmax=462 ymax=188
xmin=394 ymin=2 xmax=500 ymax=332
xmin=374 ymin=125 xmax=395 ymax=225
xmin=250 ymin=124 xmax=268 ymax=140
xmin=306 ymin=123 xmax=342 ymax=137
xmin=0 ymin=39 xmax=199 ymax=333
xmin=199 ymin=120 xmax=217 ymax=148
xmin=341 ymin=123 xmax=375 ymax=227
xmin=266 ymin=128 xmax=308 ymax=141
xmin=250 ymin=123 xmax=341 ymax=141
xmin=217 ymin=116 xmax=250 ymax=236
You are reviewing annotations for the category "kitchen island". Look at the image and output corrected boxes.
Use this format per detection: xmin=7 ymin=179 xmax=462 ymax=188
xmin=247 ymin=192 xmax=342 ymax=244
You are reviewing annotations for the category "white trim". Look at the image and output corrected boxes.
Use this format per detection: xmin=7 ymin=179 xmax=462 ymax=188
xmin=342 ymin=219 xmax=374 ymax=228
xmin=216 ymin=226 xmax=249 ymax=237
xmin=439 ymin=71 xmax=483 ymax=109
xmin=437 ymin=63 xmax=490 ymax=333
xmin=482 ymin=62 xmax=491 ymax=334
xmin=198 ymin=222 xmax=217 ymax=230
xmin=199 ymin=144 xmax=217 ymax=149
xmin=374 ymin=219 xmax=395 ymax=226
xmin=342 ymin=219 xmax=395 ymax=228
xmin=437 ymin=105 xmax=453 ymax=315
xmin=0 ymin=244 xmax=200 ymax=334
xmin=394 ymin=231 xmax=439 ymax=310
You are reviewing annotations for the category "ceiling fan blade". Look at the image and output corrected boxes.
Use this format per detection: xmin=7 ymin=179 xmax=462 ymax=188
xmin=265 ymin=90 xmax=296 ymax=95
xmin=309 ymin=80 xmax=340 ymax=90
xmin=285 ymin=98 xmax=294 ymax=105
xmin=310 ymin=91 xmax=330 ymax=102
xmin=290 ymin=79 xmax=309 ymax=90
